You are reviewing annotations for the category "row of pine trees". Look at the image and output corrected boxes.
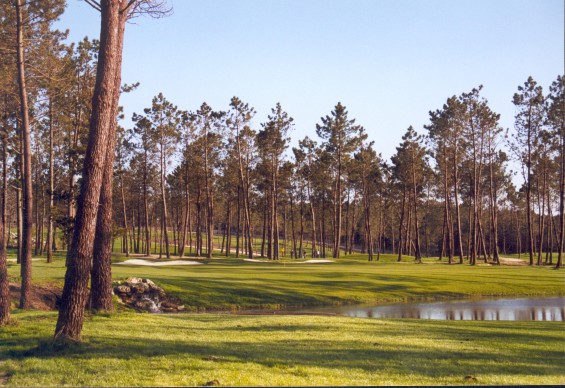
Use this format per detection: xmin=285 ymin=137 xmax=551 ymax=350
xmin=0 ymin=0 xmax=562 ymax=340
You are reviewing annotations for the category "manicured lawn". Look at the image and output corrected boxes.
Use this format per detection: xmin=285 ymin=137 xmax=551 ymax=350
xmin=3 ymin=251 xmax=564 ymax=386
xmin=0 ymin=310 xmax=563 ymax=386
xmin=7 ymin=253 xmax=564 ymax=310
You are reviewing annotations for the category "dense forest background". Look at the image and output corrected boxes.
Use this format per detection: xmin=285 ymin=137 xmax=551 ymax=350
xmin=0 ymin=1 xmax=564 ymax=273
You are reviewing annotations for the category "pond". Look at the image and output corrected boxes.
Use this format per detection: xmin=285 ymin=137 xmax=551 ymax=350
xmin=297 ymin=297 xmax=565 ymax=321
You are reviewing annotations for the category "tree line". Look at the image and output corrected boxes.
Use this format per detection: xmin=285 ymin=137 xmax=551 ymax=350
xmin=0 ymin=1 xmax=563 ymax=338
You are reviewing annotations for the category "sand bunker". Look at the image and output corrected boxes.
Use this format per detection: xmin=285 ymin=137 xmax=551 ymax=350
xmin=243 ymin=258 xmax=334 ymax=264
xmin=117 ymin=259 xmax=203 ymax=266
xmin=300 ymin=259 xmax=335 ymax=263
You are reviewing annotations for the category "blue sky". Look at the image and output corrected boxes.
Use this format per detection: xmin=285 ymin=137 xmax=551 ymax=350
xmin=57 ymin=0 xmax=564 ymax=163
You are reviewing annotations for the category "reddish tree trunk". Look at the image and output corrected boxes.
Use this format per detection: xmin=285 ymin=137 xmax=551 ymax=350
xmin=55 ymin=0 xmax=125 ymax=341
xmin=0 ymin=138 xmax=9 ymax=324
xmin=16 ymin=0 xmax=33 ymax=310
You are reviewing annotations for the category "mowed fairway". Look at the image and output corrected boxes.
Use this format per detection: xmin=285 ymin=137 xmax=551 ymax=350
xmin=2 ymin=254 xmax=564 ymax=386
xmin=20 ymin=253 xmax=563 ymax=310
xmin=1 ymin=311 xmax=564 ymax=386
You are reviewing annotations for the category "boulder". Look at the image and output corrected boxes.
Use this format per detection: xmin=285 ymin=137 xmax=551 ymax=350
xmin=113 ymin=278 xmax=184 ymax=313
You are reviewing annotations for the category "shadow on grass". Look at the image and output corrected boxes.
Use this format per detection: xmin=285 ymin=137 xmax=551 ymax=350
xmin=3 ymin=319 xmax=563 ymax=380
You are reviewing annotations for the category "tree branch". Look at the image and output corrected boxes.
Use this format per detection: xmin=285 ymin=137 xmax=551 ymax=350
xmin=84 ymin=0 xmax=101 ymax=12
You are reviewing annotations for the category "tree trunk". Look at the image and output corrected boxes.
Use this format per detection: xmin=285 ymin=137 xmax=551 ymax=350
xmin=46 ymin=98 xmax=55 ymax=263
xmin=160 ymin=147 xmax=170 ymax=258
xmin=16 ymin=0 xmax=33 ymax=310
xmin=55 ymin=1 xmax=125 ymax=341
xmin=91 ymin=16 xmax=125 ymax=310
xmin=0 ymin=137 xmax=9 ymax=325
xmin=397 ymin=186 xmax=406 ymax=262
xmin=453 ymin=155 xmax=464 ymax=263
xmin=120 ymin=173 xmax=129 ymax=257
xmin=526 ymin=125 xmax=535 ymax=265
xmin=557 ymin=122 xmax=564 ymax=268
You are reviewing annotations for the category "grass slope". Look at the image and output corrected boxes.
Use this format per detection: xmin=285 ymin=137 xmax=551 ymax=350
xmin=1 ymin=310 xmax=563 ymax=386
xmin=7 ymin=254 xmax=564 ymax=310
xmin=3 ymin=252 xmax=563 ymax=386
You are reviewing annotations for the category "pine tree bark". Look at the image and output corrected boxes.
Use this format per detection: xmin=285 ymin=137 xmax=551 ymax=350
xmin=55 ymin=0 xmax=124 ymax=341
xmin=91 ymin=12 xmax=125 ymax=311
xmin=0 ymin=137 xmax=9 ymax=325
xmin=397 ymin=186 xmax=406 ymax=262
xmin=46 ymin=98 xmax=54 ymax=263
xmin=411 ymin=161 xmax=422 ymax=262
xmin=16 ymin=0 xmax=33 ymax=310
xmin=557 ymin=123 xmax=564 ymax=268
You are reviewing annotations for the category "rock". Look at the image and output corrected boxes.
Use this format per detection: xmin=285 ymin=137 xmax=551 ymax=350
xmin=177 ymin=305 xmax=185 ymax=311
xmin=131 ymin=283 xmax=149 ymax=294
xmin=142 ymin=278 xmax=157 ymax=287
xmin=114 ymin=285 xmax=131 ymax=295
xmin=113 ymin=278 xmax=181 ymax=314
xmin=204 ymin=379 xmax=220 ymax=386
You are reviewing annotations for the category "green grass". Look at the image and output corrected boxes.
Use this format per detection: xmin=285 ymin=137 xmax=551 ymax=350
xmin=1 ymin=310 xmax=563 ymax=386
xmin=3 ymin=250 xmax=564 ymax=386
xmin=7 ymin=253 xmax=564 ymax=311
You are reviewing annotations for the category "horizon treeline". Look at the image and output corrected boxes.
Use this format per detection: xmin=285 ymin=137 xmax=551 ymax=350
xmin=0 ymin=3 xmax=564 ymax=272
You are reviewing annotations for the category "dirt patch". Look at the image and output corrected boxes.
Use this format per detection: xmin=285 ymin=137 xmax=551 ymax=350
xmin=9 ymin=282 xmax=61 ymax=310
xmin=0 ymin=370 xmax=12 ymax=385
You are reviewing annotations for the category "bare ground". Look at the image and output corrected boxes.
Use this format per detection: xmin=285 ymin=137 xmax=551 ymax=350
xmin=9 ymin=282 xmax=61 ymax=310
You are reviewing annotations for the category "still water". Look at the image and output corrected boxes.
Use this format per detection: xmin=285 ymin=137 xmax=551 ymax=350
xmin=302 ymin=297 xmax=565 ymax=321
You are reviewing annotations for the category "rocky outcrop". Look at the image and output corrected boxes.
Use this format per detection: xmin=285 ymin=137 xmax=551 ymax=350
xmin=113 ymin=278 xmax=185 ymax=313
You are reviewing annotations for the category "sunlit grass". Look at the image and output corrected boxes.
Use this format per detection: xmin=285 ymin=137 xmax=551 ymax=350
xmin=7 ymin=253 xmax=563 ymax=311
xmin=3 ymin=245 xmax=564 ymax=386
xmin=1 ymin=310 xmax=563 ymax=386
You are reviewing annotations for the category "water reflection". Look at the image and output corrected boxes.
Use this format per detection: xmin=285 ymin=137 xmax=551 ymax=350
xmin=310 ymin=297 xmax=565 ymax=321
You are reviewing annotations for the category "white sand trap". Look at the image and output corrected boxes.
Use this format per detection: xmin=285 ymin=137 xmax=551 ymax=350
xmin=117 ymin=259 xmax=203 ymax=266
xmin=301 ymin=259 xmax=335 ymax=263
xmin=7 ymin=258 xmax=44 ymax=262
xmin=243 ymin=258 xmax=268 ymax=262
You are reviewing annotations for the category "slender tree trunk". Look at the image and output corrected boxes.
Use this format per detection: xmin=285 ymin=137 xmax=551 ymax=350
xmin=16 ymin=184 xmax=22 ymax=265
xmin=91 ymin=17 xmax=125 ymax=310
xmin=0 ymin=137 xmax=9 ymax=325
xmin=222 ymin=199 xmax=230 ymax=256
xmin=16 ymin=0 xmax=33 ymax=309
xmin=160 ymin=148 xmax=170 ymax=258
xmin=235 ymin=187 xmax=241 ymax=258
xmin=411 ymin=154 xmax=422 ymax=262
xmin=557 ymin=124 xmax=564 ymax=268
xmin=289 ymin=188 xmax=297 ymax=258
xmin=46 ymin=98 xmax=54 ymax=263
xmin=120 ymin=173 xmax=129 ymax=257
xmin=453 ymin=156 xmax=464 ymax=263
xmin=90 ymin=158 xmax=115 ymax=311
xmin=397 ymin=186 xmax=406 ymax=262
xmin=143 ymin=155 xmax=151 ymax=255
xmin=55 ymin=1 xmax=125 ymax=341
xmin=261 ymin=195 xmax=267 ymax=257
xmin=537 ymin=168 xmax=547 ymax=266
xmin=307 ymin=182 xmax=316 ymax=256
xmin=489 ymin=157 xmax=500 ymax=265
xmin=526 ymin=127 xmax=535 ymax=265
xmin=179 ymin=178 xmax=189 ymax=257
